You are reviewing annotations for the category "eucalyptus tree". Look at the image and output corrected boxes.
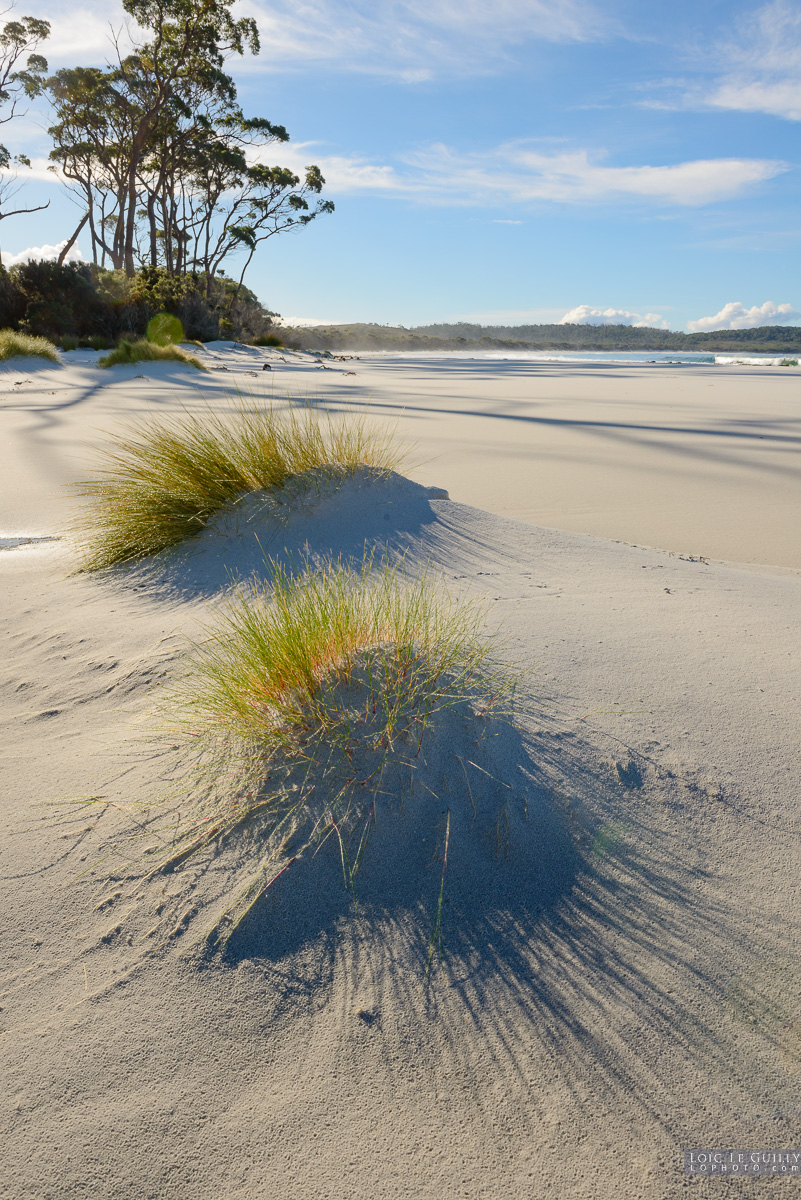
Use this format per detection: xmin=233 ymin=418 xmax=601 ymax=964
xmin=0 ymin=11 xmax=50 ymax=247
xmin=47 ymin=0 xmax=332 ymax=288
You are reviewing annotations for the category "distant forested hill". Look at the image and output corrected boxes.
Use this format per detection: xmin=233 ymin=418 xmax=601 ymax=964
xmin=412 ymin=323 xmax=801 ymax=352
xmin=280 ymin=321 xmax=801 ymax=353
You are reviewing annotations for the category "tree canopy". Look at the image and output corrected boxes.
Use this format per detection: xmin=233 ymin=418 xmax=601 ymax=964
xmin=46 ymin=0 xmax=332 ymax=287
xmin=0 ymin=10 xmax=50 ymax=236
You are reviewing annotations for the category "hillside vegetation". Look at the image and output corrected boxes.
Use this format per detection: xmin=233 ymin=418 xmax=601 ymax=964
xmin=281 ymin=321 xmax=801 ymax=354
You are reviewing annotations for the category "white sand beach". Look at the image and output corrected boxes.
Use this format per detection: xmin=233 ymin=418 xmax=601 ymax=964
xmin=2 ymin=345 xmax=801 ymax=1199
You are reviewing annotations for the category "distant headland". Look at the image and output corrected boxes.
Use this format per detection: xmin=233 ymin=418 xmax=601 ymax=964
xmin=279 ymin=321 xmax=801 ymax=354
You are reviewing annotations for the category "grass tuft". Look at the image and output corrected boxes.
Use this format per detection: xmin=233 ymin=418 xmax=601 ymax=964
xmin=71 ymin=402 xmax=405 ymax=571
xmin=137 ymin=556 xmax=515 ymax=948
xmin=98 ymin=338 xmax=206 ymax=370
xmin=0 ymin=328 xmax=60 ymax=363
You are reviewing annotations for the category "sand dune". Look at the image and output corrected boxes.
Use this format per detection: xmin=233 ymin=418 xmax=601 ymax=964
xmin=2 ymin=346 xmax=800 ymax=1198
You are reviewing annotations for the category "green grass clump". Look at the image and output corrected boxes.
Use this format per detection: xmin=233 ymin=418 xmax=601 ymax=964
xmin=172 ymin=557 xmax=506 ymax=753
xmin=143 ymin=557 xmax=514 ymax=944
xmin=98 ymin=338 xmax=206 ymax=370
xmin=0 ymin=329 xmax=60 ymax=363
xmin=72 ymin=403 xmax=405 ymax=571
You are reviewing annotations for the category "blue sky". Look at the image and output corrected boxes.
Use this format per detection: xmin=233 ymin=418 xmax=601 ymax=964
xmin=3 ymin=0 xmax=800 ymax=330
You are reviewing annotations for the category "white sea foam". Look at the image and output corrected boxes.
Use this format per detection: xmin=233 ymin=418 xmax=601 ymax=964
xmin=714 ymin=355 xmax=799 ymax=366
xmin=347 ymin=349 xmax=799 ymax=367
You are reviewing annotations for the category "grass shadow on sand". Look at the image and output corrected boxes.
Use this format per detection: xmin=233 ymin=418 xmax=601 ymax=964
xmin=86 ymin=468 xmax=500 ymax=605
xmin=215 ymin=715 xmax=797 ymax=1140
xmin=79 ymin=688 xmax=797 ymax=1131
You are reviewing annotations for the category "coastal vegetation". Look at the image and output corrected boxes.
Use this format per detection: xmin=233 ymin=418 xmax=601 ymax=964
xmin=98 ymin=338 xmax=205 ymax=370
xmin=72 ymin=403 xmax=404 ymax=570
xmin=0 ymin=0 xmax=331 ymax=345
xmin=0 ymin=327 xmax=59 ymax=361
xmin=138 ymin=556 xmax=514 ymax=945
xmin=0 ymin=260 xmax=280 ymax=344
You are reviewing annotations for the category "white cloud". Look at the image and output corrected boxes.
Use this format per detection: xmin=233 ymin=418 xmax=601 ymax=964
xmin=708 ymin=79 xmax=801 ymax=122
xmin=560 ymin=305 xmax=668 ymax=328
xmin=240 ymin=0 xmax=609 ymax=78
xmin=3 ymin=240 xmax=85 ymax=267
xmin=410 ymin=145 xmax=783 ymax=206
xmin=0 ymin=156 xmax=67 ymax=185
xmin=274 ymin=141 xmax=784 ymax=208
xmin=687 ymin=301 xmax=800 ymax=333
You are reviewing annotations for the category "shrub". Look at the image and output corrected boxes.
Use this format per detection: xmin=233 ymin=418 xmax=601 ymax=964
xmin=252 ymin=334 xmax=283 ymax=348
xmin=0 ymin=328 xmax=60 ymax=363
xmin=13 ymin=261 xmax=107 ymax=339
xmin=72 ymin=403 xmax=404 ymax=570
xmin=0 ymin=261 xmax=281 ymax=345
xmin=98 ymin=338 xmax=206 ymax=370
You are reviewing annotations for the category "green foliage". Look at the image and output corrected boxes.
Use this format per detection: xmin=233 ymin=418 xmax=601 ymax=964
xmin=71 ymin=403 xmax=405 ymax=570
xmin=252 ymin=334 xmax=283 ymax=348
xmin=46 ymin=0 xmax=330 ymax=287
xmin=0 ymin=327 xmax=59 ymax=362
xmin=0 ymin=15 xmax=50 ymax=191
xmin=97 ymin=338 xmax=205 ymax=370
xmin=8 ymin=260 xmax=107 ymax=338
xmin=0 ymin=261 xmax=279 ymax=343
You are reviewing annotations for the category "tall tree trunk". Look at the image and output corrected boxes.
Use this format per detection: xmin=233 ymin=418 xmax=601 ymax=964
xmin=147 ymin=191 xmax=159 ymax=266
xmin=124 ymin=159 xmax=138 ymax=276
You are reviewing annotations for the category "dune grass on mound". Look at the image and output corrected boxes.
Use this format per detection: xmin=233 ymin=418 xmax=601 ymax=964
xmin=134 ymin=557 xmax=515 ymax=950
xmin=98 ymin=338 xmax=206 ymax=370
xmin=0 ymin=329 xmax=60 ymax=363
xmin=72 ymin=403 xmax=404 ymax=571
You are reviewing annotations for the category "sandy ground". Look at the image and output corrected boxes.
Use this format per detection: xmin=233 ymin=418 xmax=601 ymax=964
xmin=2 ymin=342 xmax=798 ymax=567
xmin=2 ymin=345 xmax=800 ymax=1198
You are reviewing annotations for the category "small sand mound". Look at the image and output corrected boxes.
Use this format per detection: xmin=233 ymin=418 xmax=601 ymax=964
xmin=88 ymin=691 xmax=539 ymax=967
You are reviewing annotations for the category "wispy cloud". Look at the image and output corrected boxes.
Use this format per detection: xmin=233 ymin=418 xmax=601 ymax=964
xmin=560 ymin=305 xmax=668 ymax=328
xmin=648 ymin=1 xmax=801 ymax=121
xmin=240 ymin=0 xmax=609 ymax=78
xmin=34 ymin=0 xmax=608 ymax=76
xmin=33 ymin=2 xmax=134 ymax=65
xmin=271 ymin=140 xmax=785 ymax=208
xmin=705 ymin=0 xmax=801 ymax=120
xmin=687 ymin=300 xmax=800 ymax=332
